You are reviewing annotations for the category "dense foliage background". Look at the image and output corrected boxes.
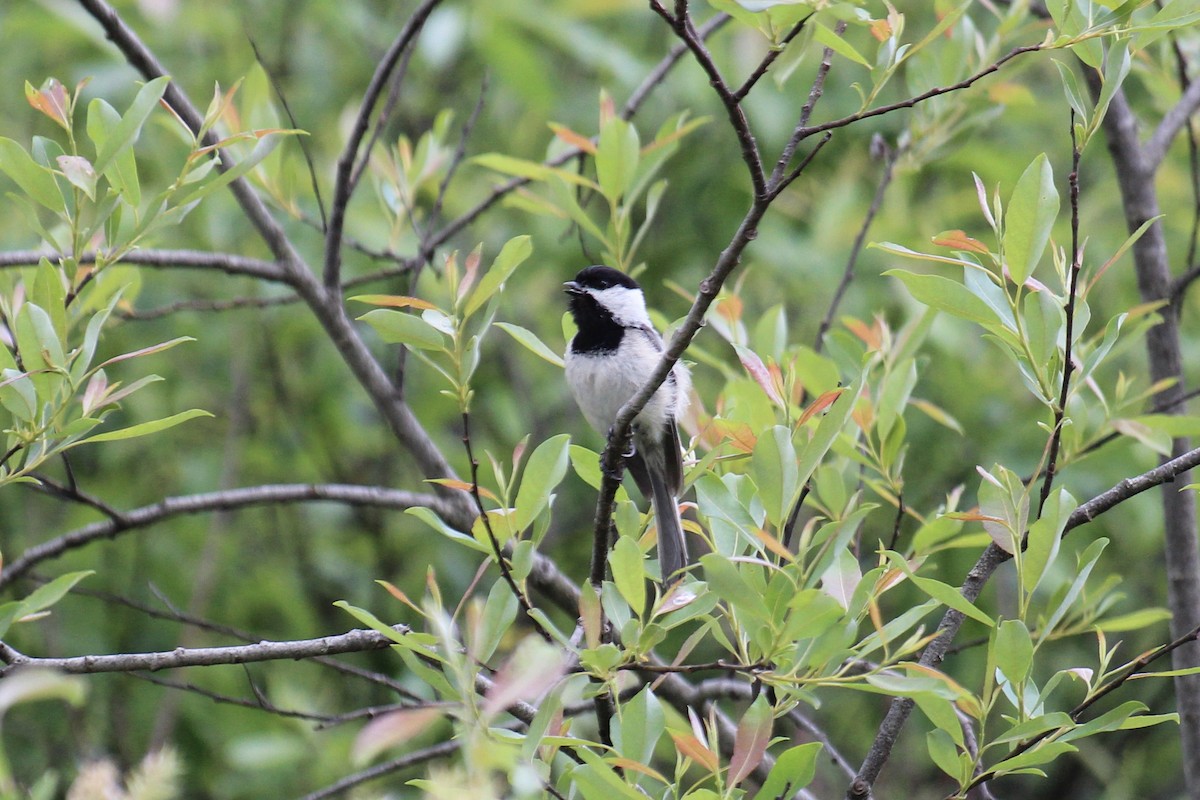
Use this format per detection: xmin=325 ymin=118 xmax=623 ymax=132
xmin=2 ymin=1 xmax=1200 ymax=798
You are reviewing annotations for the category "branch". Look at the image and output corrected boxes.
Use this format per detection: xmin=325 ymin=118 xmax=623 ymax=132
xmin=1145 ymin=69 xmax=1200 ymax=172
xmin=323 ymin=0 xmax=442 ymax=288
xmin=798 ymin=44 xmax=1042 ymax=142
xmin=0 ymin=626 xmax=404 ymax=675
xmin=772 ymin=20 xmax=843 ymax=186
xmin=732 ymin=15 xmax=811 ymax=102
xmin=814 ymin=136 xmax=898 ymax=352
xmin=296 ymin=741 xmax=461 ymax=800
xmin=0 ymin=484 xmax=459 ymax=591
xmin=649 ymin=1 xmax=766 ymax=197
xmin=0 ymin=249 xmax=286 ymax=282
xmin=1036 ymin=114 xmax=1083 ymax=516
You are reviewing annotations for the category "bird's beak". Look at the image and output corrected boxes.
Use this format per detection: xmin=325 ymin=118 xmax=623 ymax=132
xmin=563 ymin=281 xmax=583 ymax=295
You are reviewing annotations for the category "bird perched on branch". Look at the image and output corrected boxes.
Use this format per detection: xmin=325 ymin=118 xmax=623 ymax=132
xmin=563 ymin=265 xmax=691 ymax=584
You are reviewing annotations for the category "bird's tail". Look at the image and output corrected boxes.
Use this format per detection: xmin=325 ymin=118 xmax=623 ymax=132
xmin=649 ymin=472 xmax=688 ymax=584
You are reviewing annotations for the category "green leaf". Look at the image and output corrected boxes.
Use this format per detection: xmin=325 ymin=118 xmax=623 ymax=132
xmin=332 ymin=600 xmax=408 ymax=644
xmin=77 ymin=408 xmax=212 ymax=445
xmin=1023 ymin=488 xmax=1075 ymax=598
xmin=87 ymin=99 xmax=141 ymax=207
xmin=995 ymin=618 xmax=1034 ymax=685
xmin=925 ymin=728 xmax=963 ymax=781
xmin=595 ymin=116 xmax=640 ymax=201
xmin=752 ymin=742 xmax=822 ymax=800
xmin=472 ymin=153 xmax=598 ymax=190
xmin=913 ymin=692 xmax=965 ymax=748
xmin=358 ymin=309 xmax=446 ymax=351
xmin=1093 ymin=607 xmax=1173 ymax=632
xmin=93 ymin=76 xmax=170 ymax=174
xmin=701 ymin=554 xmax=771 ymax=622
xmin=751 ymin=425 xmax=798 ymax=528
xmin=612 ymin=686 xmax=664 ymax=764
xmin=0 ymin=669 xmax=87 ymax=717
xmin=171 ymin=131 xmax=289 ymax=207
xmin=1059 ymin=700 xmax=1147 ymax=742
xmin=465 ymin=235 xmax=534 ymax=318
xmin=405 ymin=507 xmax=490 ymax=553
xmin=19 ymin=571 xmax=94 ymax=616
xmin=902 ymin=568 xmax=994 ymax=627
xmin=1003 ymin=154 xmax=1058 ymax=284
xmin=513 ymin=433 xmax=570 ymax=532
xmin=0 ymin=137 xmax=64 ymax=212
xmin=611 ymin=535 xmax=646 ymax=613
xmin=812 ymin=21 xmax=871 ymax=67
xmin=991 ymin=712 xmax=1075 ymax=745
xmin=1039 ymin=537 xmax=1107 ymax=641
xmin=495 ymin=322 xmax=564 ymax=367
xmin=474 ymin=578 xmax=518 ymax=664
xmin=886 ymin=269 xmax=999 ymax=327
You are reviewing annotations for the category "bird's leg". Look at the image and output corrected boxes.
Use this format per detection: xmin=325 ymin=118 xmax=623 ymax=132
xmin=600 ymin=426 xmax=636 ymax=481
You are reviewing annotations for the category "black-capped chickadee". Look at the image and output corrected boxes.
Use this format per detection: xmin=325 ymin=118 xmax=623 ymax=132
xmin=563 ymin=265 xmax=691 ymax=583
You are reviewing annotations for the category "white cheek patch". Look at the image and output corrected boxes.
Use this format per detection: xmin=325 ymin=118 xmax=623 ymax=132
xmin=592 ymin=286 xmax=650 ymax=326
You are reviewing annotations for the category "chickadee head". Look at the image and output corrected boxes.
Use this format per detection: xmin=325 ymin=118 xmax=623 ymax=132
xmin=564 ymin=265 xmax=650 ymax=327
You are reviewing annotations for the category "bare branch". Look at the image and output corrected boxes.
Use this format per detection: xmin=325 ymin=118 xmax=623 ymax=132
xmin=1145 ymin=70 xmax=1200 ymax=172
xmin=0 ymin=484 xmax=459 ymax=591
xmin=732 ymin=15 xmax=811 ymax=102
xmin=815 ymin=136 xmax=898 ymax=352
xmin=324 ymin=0 xmax=442 ymax=288
xmin=0 ymin=248 xmax=286 ymax=282
xmin=649 ymin=1 xmax=766 ymax=196
xmin=798 ymin=44 xmax=1043 ymax=142
xmin=296 ymin=741 xmax=461 ymax=800
xmin=0 ymin=626 xmax=404 ymax=675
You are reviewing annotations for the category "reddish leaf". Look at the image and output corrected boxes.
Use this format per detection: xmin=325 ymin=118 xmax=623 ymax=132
xmin=700 ymin=418 xmax=757 ymax=452
xmin=25 ymin=79 xmax=70 ymax=130
xmin=932 ymin=229 xmax=990 ymax=254
xmin=797 ymin=388 xmax=844 ymax=428
xmin=349 ymin=294 xmax=440 ymax=311
xmin=752 ymin=528 xmax=794 ymax=563
xmin=715 ymin=295 xmax=743 ymax=326
xmin=549 ymin=123 xmax=597 ymax=155
xmin=352 ymin=707 xmax=441 ymax=765
xmin=426 ymin=478 xmax=497 ymax=502
xmin=668 ymin=730 xmax=720 ymax=772
xmin=870 ymin=18 xmax=892 ymax=41
xmin=737 ymin=346 xmax=784 ymax=407
xmin=457 ymin=245 xmax=483 ymax=302
xmin=483 ymin=638 xmax=568 ymax=718
xmin=376 ymin=580 xmax=423 ymax=614
xmin=842 ymin=316 xmax=881 ymax=349
xmin=729 ymin=696 xmax=773 ymax=786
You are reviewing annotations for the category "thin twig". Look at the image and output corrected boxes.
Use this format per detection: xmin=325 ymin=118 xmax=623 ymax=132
xmin=815 ymin=136 xmax=899 ymax=352
xmin=460 ymin=412 xmax=552 ymax=643
xmin=732 ymin=15 xmax=812 ymax=102
xmin=649 ymin=0 xmax=767 ymax=197
xmin=1036 ymin=111 xmax=1084 ymax=516
xmin=323 ymin=0 xmax=442 ymax=288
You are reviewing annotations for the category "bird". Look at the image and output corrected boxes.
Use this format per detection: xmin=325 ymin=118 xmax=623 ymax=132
xmin=563 ymin=265 xmax=692 ymax=583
